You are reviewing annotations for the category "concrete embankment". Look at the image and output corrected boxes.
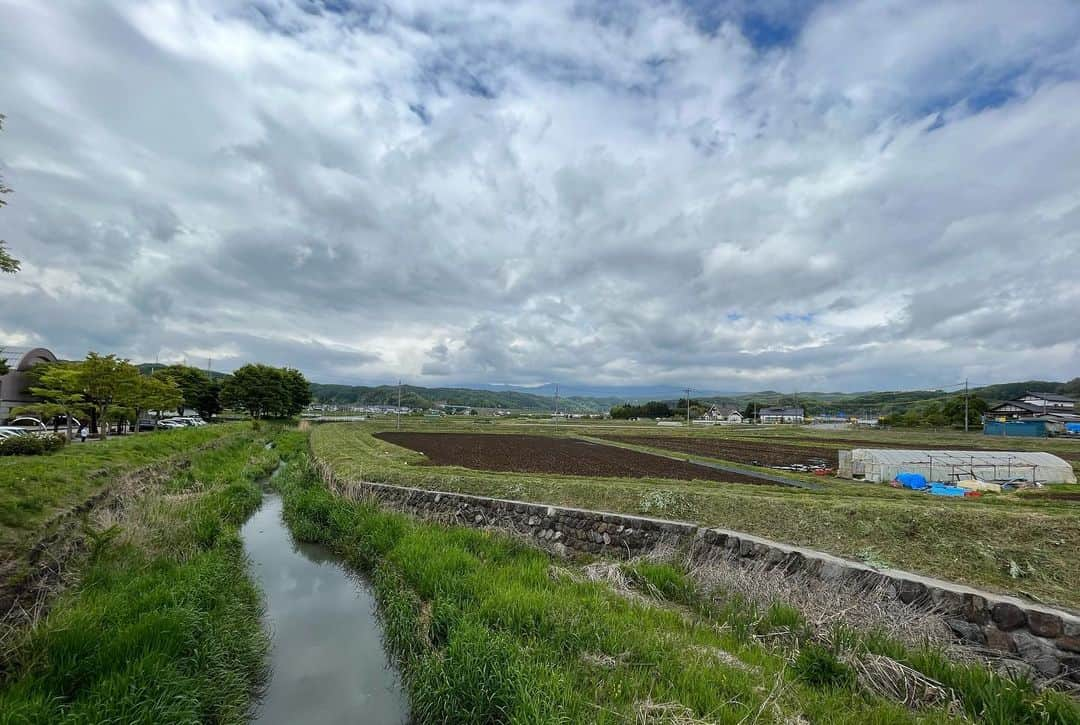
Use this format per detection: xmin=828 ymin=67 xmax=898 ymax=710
xmin=313 ymin=456 xmax=1080 ymax=683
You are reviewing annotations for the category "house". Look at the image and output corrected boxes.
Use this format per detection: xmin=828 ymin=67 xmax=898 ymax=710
xmin=985 ymin=400 xmax=1048 ymax=419
xmin=758 ymin=406 xmax=804 ymax=424
xmin=703 ymin=405 xmax=743 ymax=423
xmin=986 ymin=394 xmax=1079 ymax=422
xmin=0 ymin=348 xmax=58 ymax=422
xmin=1017 ymin=391 xmax=1076 ymax=412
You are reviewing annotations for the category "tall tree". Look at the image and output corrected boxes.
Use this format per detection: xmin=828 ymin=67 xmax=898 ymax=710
xmin=280 ymin=368 xmax=312 ymax=417
xmin=20 ymin=362 xmax=88 ymax=438
xmin=221 ymin=364 xmax=284 ymax=419
xmin=220 ymin=364 xmax=310 ymax=419
xmin=0 ymin=114 xmax=18 ymax=274
xmin=155 ymin=365 xmax=220 ymax=418
xmin=121 ymin=374 xmax=183 ymax=433
xmin=74 ymin=353 xmax=141 ymax=437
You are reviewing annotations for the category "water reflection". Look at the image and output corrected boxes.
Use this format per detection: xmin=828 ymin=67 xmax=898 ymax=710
xmin=241 ymin=492 xmax=410 ymax=724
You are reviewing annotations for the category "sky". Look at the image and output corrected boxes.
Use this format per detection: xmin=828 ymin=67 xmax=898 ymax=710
xmin=1 ymin=0 xmax=1078 ymax=393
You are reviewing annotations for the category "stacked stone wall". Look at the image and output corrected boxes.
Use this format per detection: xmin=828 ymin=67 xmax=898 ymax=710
xmin=314 ymin=460 xmax=1080 ymax=681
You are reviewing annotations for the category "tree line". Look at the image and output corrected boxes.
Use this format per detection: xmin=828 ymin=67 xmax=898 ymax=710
xmin=16 ymin=353 xmax=311 ymax=438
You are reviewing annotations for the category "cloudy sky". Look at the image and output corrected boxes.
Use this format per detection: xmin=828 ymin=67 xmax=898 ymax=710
xmin=1 ymin=0 xmax=1078 ymax=393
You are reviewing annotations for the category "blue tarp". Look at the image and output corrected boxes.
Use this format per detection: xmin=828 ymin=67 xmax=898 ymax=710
xmin=896 ymin=472 xmax=928 ymax=490
xmin=930 ymin=483 xmax=967 ymax=497
xmin=1066 ymin=423 xmax=1080 ymax=435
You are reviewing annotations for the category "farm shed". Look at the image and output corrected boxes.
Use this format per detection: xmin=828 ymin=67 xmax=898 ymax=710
xmin=837 ymin=449 xmax=1076 ymax=485
xmin=982 ymin=419 xmax=1060 ymax=437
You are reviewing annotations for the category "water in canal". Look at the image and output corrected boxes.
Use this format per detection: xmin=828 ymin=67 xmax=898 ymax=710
xmin=241 ymin=489 xmax=410 ymax=724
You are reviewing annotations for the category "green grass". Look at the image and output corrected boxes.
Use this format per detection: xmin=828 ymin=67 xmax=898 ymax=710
xmin=311 ymin=422 xmax=1080 ymax=609
xmin=0 ymin=425 xmax=238 ymax=556
xmin=0 ymin=428 xmax=301 ymax=724
xmin=277 ymin=454 xmax=1080 ymax=724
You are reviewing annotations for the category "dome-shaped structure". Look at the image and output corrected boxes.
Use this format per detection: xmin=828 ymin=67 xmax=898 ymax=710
xmin=16 ymin=347 xmax=57 ymax=371
xmin=2 ymin=347 xmax=58 ymax=422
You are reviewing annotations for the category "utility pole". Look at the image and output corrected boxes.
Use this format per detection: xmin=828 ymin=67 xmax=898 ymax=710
xmin=397 ymin=379 xmax=402 ymax=430
xmin=554 ymin=384 xmax=560 ymax=434
xmin=964 ymin=378 xmax=969 ymax=433
xmin=685 ymin=387 xmax=692 ymax=426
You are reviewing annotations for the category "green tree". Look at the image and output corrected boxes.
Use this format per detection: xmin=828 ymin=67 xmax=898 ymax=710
xmin=221 ymin=364 xmax=284 ymax=419
xmin=19 ymin=362 xmax=89 ymax=438
xmin=0 ymin=349 xmax=10 ymax=375
xmin=0 ymin=114 xmax=18 ymax=274
xmin=280 ymin=368 xmax=312 ymax=417
xmin=155 ymin=365 xmax=221 ymax=418
xmin=193 ymin=378 xmax=223 ymax=420
xmin=121 ymin=374 xmax=183 ymax=433
xmin=74 ymin=353 xmax=141 ymax=437
xmin=221 ymin=364 xmax=310 ymax=419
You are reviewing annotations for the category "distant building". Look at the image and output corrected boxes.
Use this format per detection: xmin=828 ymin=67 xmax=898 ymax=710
xmin=1017 ymin=391 xmax=1076 ymax=412
xmin=985 ymin=392 xmax=1079 ymax=427
xmin=758 ymin=406 xmax=804 ymax=424
xmin=0 ymin=347 xmax=58 ymax=422
xmin=982 ymin=418 xmax=1064 ymax=438
xmin=703 ymin=405 xmax=743 ymax=423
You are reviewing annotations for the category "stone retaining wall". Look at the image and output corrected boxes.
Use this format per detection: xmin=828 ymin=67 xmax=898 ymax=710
xmin=315 ymin=461 xmax=1080 ymax=682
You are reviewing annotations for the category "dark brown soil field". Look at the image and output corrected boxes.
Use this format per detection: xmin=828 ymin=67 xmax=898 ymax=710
xmin=596 ymin=435 xmax=840 ymax=468
xmin=374 ymin=432 xmax=771 ymax=484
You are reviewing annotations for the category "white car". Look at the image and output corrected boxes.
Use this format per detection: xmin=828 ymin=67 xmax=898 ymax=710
xmin=0 ymin=428 xmax=29 ymax=440
xmin=157 ymin=420 xmax=186 ymax=429
xmin=8 ymin=417 xmax=47 ymax=432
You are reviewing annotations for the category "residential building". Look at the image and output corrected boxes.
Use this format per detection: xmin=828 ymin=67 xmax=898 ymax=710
xmin=703 ymin=405 xmax=743 ymax=423
xmin=1018 ymin=391 xmax=1076 ymax=412
xmin=758 ymin=406 xmax=804 ymax=423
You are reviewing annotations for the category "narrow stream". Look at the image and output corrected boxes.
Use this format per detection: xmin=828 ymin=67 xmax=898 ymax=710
xmin=241 ymin=486 xmax=410 ymax=724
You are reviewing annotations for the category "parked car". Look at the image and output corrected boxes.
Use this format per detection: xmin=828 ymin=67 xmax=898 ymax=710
xmin=157 ymin=420 xmax=186 ymax=429
xmin=8 ymin=417 xmax=47 ymax=432
xmin=0 ymin=428 xmax=29 ymax=440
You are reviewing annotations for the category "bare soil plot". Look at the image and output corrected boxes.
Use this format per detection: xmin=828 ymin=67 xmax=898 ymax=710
xmin=374 ymin=432 xmax=771 ymax=484
xmin=597 ymin=434 xmax=840 ymax=468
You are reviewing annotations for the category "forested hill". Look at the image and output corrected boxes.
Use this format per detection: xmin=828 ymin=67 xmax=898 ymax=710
xmin=308 ymin=383 xmax=622 ymax=413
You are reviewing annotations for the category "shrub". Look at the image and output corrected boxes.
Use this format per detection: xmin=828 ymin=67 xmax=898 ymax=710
xmin=793 ymin=643 xmax=855 ymax=689
xmin=0 ymin=433 xmax=67 ymax=456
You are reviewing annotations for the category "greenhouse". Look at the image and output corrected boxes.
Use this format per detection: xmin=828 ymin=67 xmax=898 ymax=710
xmin=837 ymin=449 xmax=1076 ymax=484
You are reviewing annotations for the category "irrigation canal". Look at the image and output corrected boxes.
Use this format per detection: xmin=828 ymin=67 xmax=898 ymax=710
xmin=241 ymin=479 xmax=410 ymax=724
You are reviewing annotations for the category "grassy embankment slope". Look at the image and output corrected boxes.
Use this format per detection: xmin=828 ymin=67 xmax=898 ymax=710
xmin=311 ymin=421 xmax=1080 ymax=610
xmin=0 ymin=425 xmax=237 ymax=560
xmin=0 ymin=426 xmax=306 ymax=723
xmin=279 ymin=452 xmax=1080 ymax=724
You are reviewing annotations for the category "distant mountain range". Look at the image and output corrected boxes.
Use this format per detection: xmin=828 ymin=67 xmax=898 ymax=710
xmin=137 ymin=363 xmax=1077 ymax=415
xmin=308 ymin=379 xmax=1079 ymax=415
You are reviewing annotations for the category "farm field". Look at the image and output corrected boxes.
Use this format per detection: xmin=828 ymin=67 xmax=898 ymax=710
xmin=596 ymin=434 xmax=839 ymax=468
xmin=314 ymin=421 xmax=1080 ymax=609
xmin=375 ymin=431 xmax=773 ymax=485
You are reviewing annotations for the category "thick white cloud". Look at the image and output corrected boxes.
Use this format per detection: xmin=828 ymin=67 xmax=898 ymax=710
xmin=1 ymin=0 xmax=1078 ymax=391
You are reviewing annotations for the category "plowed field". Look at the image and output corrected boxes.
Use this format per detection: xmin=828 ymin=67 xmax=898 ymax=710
xmin=596 ymin=435 xmax=839 ymax=468
xmin=374 ymin=432 xmax=771 ymax=484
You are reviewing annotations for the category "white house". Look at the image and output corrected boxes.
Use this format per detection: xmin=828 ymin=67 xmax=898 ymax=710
xmin=1018 ymin=392 xmax=1076 ymax=412
xmin=758 ymin=406 xmax=804 ymax=424
xmin=703 ymin=405 xmax=743 ymax=423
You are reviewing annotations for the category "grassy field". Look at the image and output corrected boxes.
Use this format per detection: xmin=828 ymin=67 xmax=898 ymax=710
xmin=0 ymin=425 xmax=239 ymax=559
xmin=279 ymin=452 xmax=1080 ymax=724
xmin=311 ymin=421 xmax=1080 ymax=610
xmin=0 ymin=426 xmax=307 ymax=723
